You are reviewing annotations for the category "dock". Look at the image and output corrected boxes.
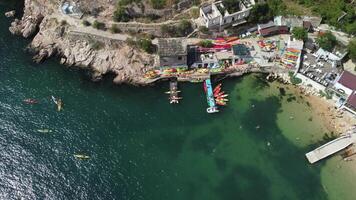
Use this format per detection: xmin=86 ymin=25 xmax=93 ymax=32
xmin=305 ymin=130 xmax=356 ymax=164
xmin=167 ymin=80 xmax=181 ymax=104
xmin=204 ymin=79 xmax=219 ymax=113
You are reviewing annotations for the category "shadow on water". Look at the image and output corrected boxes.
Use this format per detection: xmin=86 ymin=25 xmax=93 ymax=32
xmin=190 ymin=127 xmax=223 ymax=154
xmin=236 ymin=95 xmax=328 ymax=200
xmin=215 ymin=164 xmax=271 ymax=199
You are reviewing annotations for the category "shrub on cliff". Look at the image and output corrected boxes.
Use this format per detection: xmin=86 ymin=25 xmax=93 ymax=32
xmin=138 ymin=38 xmax=156 ymax=54
xmin=199 ymin=40 xmax=213 ymax=48
xmin=292 ymin=27 xmax=308 ymax=41
xmin=316 ymin=31 xmax=336 ymax=52
xmin=92 ymin=20 xmax=106 ymax=30
xmin=82 ymin=20 xmax=91 ymax=27
xmin=60 ymin=20 xmax=67 ymax=26
xmin=150 ymin=0 xmax=166 ymax=9
xmin=199 ymin=26 xmax=209 ymax=34
xmin=90 ymin=40 xmax=104 ymax=50
xmin=288 ymin=71 xmax=302 ymax=85
xmin=177 ymin=20 xmax=193 ymax=36
xmin=113 ymin=7 xmax=131 ymax=22
xmin=347 ymin=38 xmax=356 ymax=62
xmin=109 ymin=24 xmax=121 ymax=34
xmin=161 ymin=20 xmax=193 ymax=37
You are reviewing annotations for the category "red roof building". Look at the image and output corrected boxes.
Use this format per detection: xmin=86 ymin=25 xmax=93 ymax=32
xmin=337 ymin=71 xmax=356 ymax=91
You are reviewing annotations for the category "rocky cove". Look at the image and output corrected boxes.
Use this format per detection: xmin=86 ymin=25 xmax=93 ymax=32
xmin=8 ymin=0 xmax=157 ymax=85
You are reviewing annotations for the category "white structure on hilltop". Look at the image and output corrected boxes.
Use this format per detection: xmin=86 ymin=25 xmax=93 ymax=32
xmin=200 ymin=0 xmax=255 ymax=29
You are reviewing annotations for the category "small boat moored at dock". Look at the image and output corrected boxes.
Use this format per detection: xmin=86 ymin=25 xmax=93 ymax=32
xmin=167 ymin=80 xmax=182 ymax=104
xmin=204 ymin=79 xmax=219 ymax=114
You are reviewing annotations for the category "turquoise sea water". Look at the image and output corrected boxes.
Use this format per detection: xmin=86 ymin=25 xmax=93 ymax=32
xmin=1 ymin=2 xmax=356 ymax=200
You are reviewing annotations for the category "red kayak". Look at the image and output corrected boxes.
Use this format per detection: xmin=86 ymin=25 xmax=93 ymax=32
xmin=23 ymin=99 xmax=38 ymax=104
xmin=214 ymin=87 xmax=221 ymax=96
xmin=215 ymin=91 xmax=225 ymax=97
xmin=213 ymin=83 xmax=222 ymax=93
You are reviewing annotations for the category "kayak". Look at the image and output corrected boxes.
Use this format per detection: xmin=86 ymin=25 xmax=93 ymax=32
xmin=213 ymin=83 xmax=222 ymax=93
xmin=51 ymin=96 xmax=57 ymax=104
xmin=165 ymin=91 xmax=181 ymax=94
xmin=52 ymin=96 xmax=63 ymax=111
xmin=215 ymin=91 xmax=225 ymax=97
xmin=57 ymin=100 xmax=63 ymax=112
xmin=23 ymin=99 xmax=38 ymax=104
xmin=37 ymin=129 xmax=52 ymax=133
xmin=74 ymin=154 xmax=90 ymax=159
xmin=214 ymin=87 xmax=221 ymax=96
xmin=216 ymin=101 xmax=226 ymax=106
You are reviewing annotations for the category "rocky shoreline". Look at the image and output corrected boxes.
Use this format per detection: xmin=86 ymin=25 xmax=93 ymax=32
xmin=8 ymin=0 xmax=156 ymax=85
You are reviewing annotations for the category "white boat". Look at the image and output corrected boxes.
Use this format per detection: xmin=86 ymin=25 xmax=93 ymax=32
xmin=207 ymin=107 xmax=219 ymax=114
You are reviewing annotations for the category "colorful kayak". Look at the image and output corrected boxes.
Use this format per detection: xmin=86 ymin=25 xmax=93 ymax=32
xmin=215 ymin=91 xmax=225 ymax=97
xmin=23 ymin=99 xmax=38 ymax=104
xmin=216 ymin=100 xmax=227 ymax=106
xmin=213 ymin=83 xmax=222 ymax=93
xmin=74 ymin=154 xmax=90 ymax=159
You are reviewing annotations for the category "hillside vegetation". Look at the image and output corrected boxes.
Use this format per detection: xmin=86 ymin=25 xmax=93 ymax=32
xmin=286 ymin=0 xmax=356 ymax=35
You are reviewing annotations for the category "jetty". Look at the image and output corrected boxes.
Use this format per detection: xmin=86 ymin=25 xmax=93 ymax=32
xmin=204 ymin=79 xmax=219 ymax=113
xmin=305 ymin=130 xmax=356 ymax=164
xmin=167 ymin=80 xmax=181 ymax=104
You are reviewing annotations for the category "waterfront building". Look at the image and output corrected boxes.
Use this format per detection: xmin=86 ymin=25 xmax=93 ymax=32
xmin=333 ymin=70 xmax=356 ymax=115
xmin=158 ymin=38 xmax=188 ymax=68
xmin=274 ymin=16 xmax=322 ymax=32
xmin=257 ymin=21 xmax=289 ymax=37
xmin=199 ymin=0 xmax=255 ymax=29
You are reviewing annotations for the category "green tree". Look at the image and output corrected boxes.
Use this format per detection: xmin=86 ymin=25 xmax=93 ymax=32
xmin=138 ymin=38 xmax=155 ymax=53
xmin=248 ymin=3 xmax=271 ymax=23
xmin=92 ymin=20 xmax=106 ymax=30
xmin=177 ymin=20 xmax=192 ymax=36
xmin=113 ymin=7 xmax=131 ymax=22
xmin=82 ymin=20 xmax=91 ymax=27
xmin=109 ymin=24 xmax=121 ymax=34
xmin=150 ymin=0 xmax=166 ymax=9
xmin=199 ymin=40 xmax=213 ymax=48
xmin=348 ymin=39 xmax=356 ymax=62
xmin=267 ymin=0 xmax=286 ymax=16
xmin=292 ymin=27 xmax=308 ymax=41
xmin=316 ymin=31 xmax=336 ymax=51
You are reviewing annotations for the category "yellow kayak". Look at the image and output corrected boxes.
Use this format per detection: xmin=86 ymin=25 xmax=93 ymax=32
xmin=74 ymin=154 xmax=90 ymax=159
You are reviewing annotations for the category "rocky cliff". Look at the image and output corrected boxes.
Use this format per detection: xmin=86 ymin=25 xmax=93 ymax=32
xmin=9 ymin=0 xmax=156 ymax=85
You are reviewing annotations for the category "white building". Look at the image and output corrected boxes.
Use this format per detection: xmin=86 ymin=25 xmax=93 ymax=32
xmin=333 ymin=70 xmax=356 ymax=115
xmin=200 ymin=0 xmax=255 ymax=29
xmin=314 ymin=48 xmax=347 ymax=68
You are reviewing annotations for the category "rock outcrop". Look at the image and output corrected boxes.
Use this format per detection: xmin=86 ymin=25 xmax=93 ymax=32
xmin=5 ymin=10 xmax=16 ymax=18
xmin=9 ymin=0 xmax=157 ymax=85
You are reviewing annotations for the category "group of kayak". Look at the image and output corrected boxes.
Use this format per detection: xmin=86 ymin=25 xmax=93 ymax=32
xmin=213 ymin=83 xmax=229 ymax=106
xmin=24 ymin=96 xmax=88 ymax=160
xmin=23 ymin=96 xmax=63 ymax=111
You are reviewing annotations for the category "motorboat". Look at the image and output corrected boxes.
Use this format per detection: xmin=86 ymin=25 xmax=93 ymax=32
xmin=207 ymin=107 xmax=219 ymax=113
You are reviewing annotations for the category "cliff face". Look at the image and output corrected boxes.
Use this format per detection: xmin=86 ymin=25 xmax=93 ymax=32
xmin=9 ymin=0 xmax=156 ymax=85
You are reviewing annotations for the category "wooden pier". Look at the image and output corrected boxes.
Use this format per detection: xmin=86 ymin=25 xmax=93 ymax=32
xmin=305 ymin=129 xmax=356 ymax=164
xmin=167 ymin=80 xmax=182 ymax=104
